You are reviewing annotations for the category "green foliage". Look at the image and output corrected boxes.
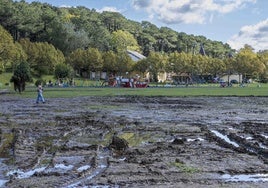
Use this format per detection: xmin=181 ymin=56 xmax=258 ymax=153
xmin=170 ymin=161 xmax=199 ymax=174
xmin=167 ymin=52 xmax=191 ymax=74
xmin=235 ymin=45 xmax=265 ymax=78
xmin=0 ymin=72 xmax=12 ymax=87
xmin=54 ymin=63 xmax=73 ymax=79
xmin=146 ymin=52 xmax=168 ymax=82
xmin=67 ymin=48 xmax=103 ymax=77
xmin=11 ymin=61 xmax=32 ymax=82
xmin=0 ymin=25 xmax=26 ymax=72
xmin=0 ymin=132 xmax=15 ymax=158
xmin=133 ymin=58 xmax=150 ymax=76
xmin=116 ymin=52 xmax=134 ymax=76
xmin=10 ymin=61 xmax=32 ymax=92
xmin=19 ymin=38 xmax=65 ymax=77
xmin=111 ymin=30 xmax=140 ymax=53
xmin=35 ymin=79 xmax=42 ymax=87
xmin=102 ymin=51 xmax=118 ymax=73
xmin=50 ymin=22 xmax=90 ymax=55
xmin=0 ymin=0 xmax=267 ymax=82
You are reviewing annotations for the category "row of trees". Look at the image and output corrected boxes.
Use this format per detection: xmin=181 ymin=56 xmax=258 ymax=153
xmin=1 ymin=0 xmax=233 ymax=57
xmin=0 ymin=0 xmax=267 ymax=89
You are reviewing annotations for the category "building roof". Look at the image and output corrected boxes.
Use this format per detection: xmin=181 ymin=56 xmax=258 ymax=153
xmin=127 ymin=50 xmax=146 ymax=61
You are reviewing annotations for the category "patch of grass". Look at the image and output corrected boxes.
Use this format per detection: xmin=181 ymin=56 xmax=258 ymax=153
xmin=36 ymin=136 xmax=57 ymax=153
xmin=40 ymin=159 xmax=52 ymax=165
xmin=120 ymin=132 xmax=152 ymax=147
xmin=3 ymin=82 xmax=268 ymax=97
xmin=0 ymin=133 xmax=15 ymax=158
xmin=0 ymin=72 xmax=12 ymax=88
xmin=170 ymin=161 xmax=200 ymax=174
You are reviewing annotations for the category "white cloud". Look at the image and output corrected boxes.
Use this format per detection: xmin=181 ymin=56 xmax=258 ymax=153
xmin=132 ymin=0 xmax=256 ymax=24
xmin=227 ymin=19 xmax=268 ymax=51
xmin=59 ymin=5 xmax=73 ymax=8
xmin=97 ymin=6 xmax=120 ymax=13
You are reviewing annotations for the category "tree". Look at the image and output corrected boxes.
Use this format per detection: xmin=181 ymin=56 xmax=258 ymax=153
xmin=19 ymin=38 xmax=65 ymax=77
xmin=133 ymin=58 xmax=150 ymax=77
xmin=54 ymin=63 xmax=73 ymax=80
xmin=67 ymin=48 xmax=103 ymax=77
xmin=110 ymin=30 xmax=140 ymax=53
xmin=145 ymin=52 xmax=168 ymax=82
xmin=0 ymin=25 xmax=26 ymax=72
xmin=159 ymin=27 xmax=177 ymax=53
xmin=67 ymin=48 xmax=85 ymax=76
xmin=10 ymin=61 xmax=32 ymax=93
xmin=235 ymin=45 xmax=265 ymax=80
xmin=116 ymin=52 xmax=134 ymax=76
xmin=167 ymin=52 xmax=191 ymax=75
xmin=102 ymin=51 xmax=118 ymax=74
xmin=71 ymin=7 xmax=111 ymax=51
xmin=49 ymin=22 xmax=90 ymax=55
xmin=257 ymin=50 xmax=268 ymax=82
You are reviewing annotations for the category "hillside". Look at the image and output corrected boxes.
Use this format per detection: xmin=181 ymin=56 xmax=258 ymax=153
xmin=0 ymin=0 xmax=233 ymax=57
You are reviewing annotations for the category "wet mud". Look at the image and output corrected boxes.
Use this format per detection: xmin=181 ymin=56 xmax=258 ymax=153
xmin=0 ymin=96 xmax=268 ymax=187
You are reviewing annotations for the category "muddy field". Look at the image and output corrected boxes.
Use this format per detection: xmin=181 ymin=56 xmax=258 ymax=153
xmin=0 ymin=95 xmax=268 ymax=188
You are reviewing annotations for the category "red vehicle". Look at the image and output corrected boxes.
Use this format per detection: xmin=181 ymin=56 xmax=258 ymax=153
xmin=120 ymin=78 xmax=148 ymax=88
xmin=103 ymin=75 xmax=148 ymax=88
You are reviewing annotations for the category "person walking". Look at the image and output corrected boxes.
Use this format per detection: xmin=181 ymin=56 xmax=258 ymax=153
xmin=36 ymin=85 xmax=45 ymax=103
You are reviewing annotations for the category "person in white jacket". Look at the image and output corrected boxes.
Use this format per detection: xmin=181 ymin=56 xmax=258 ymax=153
xmin=36 ymin=85 xmax=45 ymax=104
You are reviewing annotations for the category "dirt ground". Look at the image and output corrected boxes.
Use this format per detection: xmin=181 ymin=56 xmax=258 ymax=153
xmin=0 ymin=95 xmax=268 ymax=188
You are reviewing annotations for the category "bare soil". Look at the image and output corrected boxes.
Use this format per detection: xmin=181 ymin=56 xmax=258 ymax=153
xmin=0 ymin=95 xmax=268 ymax=188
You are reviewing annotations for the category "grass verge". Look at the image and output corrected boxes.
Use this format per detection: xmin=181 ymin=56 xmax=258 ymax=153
xmin=3 ymin=83 xmax=267 ymax=98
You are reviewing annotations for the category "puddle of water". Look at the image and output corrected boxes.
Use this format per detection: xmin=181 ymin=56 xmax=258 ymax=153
xmin=259 ymin=143 xmax=268 ymax=149
xmin=222 ymin=173 xmax=268 ymax=182
xmin=0 ymin=158 xmax=9 ymax=187
xmin=54 ymin=164 xmax=74 ymax=171
xmin=187 ymin=138 xmax=205 ymax=142
xmin=90 ymin=186 xmax=118 ymax=188
xmin=0 ymin=180 xmax=8 ymax=187
xmin=65 ymin=148 xmax=109 ymax=188
xmin=77 ymin=165 xmax=91 ymax=173
xmin=66 ymin=164 xmax=107 ymax=188
xmin=211 ymin=130 xmax=239 ymax=147
xmin=7 ymin=166 xmax=46 ymax=179
xmin=261 ymin=134 xmax=268 ymax=139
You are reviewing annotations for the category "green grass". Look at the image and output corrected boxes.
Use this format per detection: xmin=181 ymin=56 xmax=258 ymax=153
xmin=3 ymin=83 xmax=267 ymax=98
xmin=1 ymin=72 xmax=267 ymax=97
xmin=170 ymin=161 xmax=200 ymax=173
xmin=0 ymin=72 xmax=12 ymax=88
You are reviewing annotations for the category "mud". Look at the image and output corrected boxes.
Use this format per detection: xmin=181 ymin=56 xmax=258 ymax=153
xmin=0 ymin=95 xmax=268 ymax=187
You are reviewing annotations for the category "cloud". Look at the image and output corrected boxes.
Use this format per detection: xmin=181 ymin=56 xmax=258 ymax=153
xmin=227 ymin=19 xmax=268 ymax=51
xmin=131 ymin=0 xmax=256 ymax=24
xmin=97 ymin=6 xmax=121 ymax=13
xmin=59 ymin=5 xmax=73 ymax=8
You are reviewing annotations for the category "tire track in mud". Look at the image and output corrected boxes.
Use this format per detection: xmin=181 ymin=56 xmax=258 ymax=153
xmin=60 ymin=147 xmax=109 ymax=188
xmin=206 ymin=124 xmax=268 ymax=164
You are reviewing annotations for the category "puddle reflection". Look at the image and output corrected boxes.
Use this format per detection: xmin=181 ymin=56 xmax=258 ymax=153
xmin=222 ymin=173 xmax=268 ymax=182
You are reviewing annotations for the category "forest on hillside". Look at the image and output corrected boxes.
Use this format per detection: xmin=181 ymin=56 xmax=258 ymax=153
xmin=0 ymin=0 xmax=267 ymax=84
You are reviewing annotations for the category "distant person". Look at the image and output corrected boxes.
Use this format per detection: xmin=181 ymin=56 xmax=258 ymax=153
xmin=36 ymin=85 xmax=45 ymax=104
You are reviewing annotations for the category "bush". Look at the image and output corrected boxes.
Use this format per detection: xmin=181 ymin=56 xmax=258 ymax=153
xmin=35 ymin=79 xmax=46 ymax=87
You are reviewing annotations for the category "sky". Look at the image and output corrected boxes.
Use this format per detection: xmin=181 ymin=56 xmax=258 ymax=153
xmin=24 ymin=0 xmax=268 ymax=52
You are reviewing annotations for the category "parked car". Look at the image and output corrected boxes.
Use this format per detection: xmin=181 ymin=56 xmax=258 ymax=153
xmin=230 ymin=79 xmax=238 ymax=84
